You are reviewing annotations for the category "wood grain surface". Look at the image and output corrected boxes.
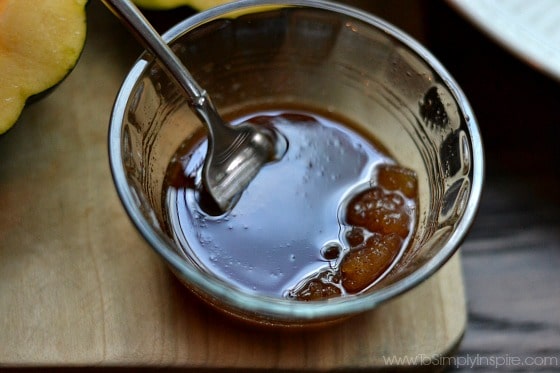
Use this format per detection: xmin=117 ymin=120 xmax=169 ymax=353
xmin=0 ymin=1 xmax=466 ymax=370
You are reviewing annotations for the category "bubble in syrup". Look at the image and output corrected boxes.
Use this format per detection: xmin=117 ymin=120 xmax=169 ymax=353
xmin=321 ymin=242 xmax=342 ymax=260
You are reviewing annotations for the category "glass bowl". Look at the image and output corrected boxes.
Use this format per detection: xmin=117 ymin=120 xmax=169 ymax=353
xmin=108 ymin=0 xmax=484 ymax=327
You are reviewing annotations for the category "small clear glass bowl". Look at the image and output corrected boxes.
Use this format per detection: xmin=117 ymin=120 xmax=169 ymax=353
xmin=108 ymin=0 xmax=484 ymax=327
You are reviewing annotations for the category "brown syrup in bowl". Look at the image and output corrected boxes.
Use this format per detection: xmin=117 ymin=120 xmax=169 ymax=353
xmin=163 ymin=108 xmax=418 ymax=300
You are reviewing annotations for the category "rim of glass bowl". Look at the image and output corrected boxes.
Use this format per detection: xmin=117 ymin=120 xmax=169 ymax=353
xmin=108 ymin=0 xmax=484 ymax=322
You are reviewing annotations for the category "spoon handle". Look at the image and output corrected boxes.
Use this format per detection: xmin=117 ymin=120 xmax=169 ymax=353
xmin=102 ymin=0 xmax=204 ymax=100
xmin=101 ymin=0 xmax=232 ymax=139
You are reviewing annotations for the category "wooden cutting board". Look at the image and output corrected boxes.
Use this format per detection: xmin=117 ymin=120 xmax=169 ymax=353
xmin=0 ymin=2 xmax=466 ymax=370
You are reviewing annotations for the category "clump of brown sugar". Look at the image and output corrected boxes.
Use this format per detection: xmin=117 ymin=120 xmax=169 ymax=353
xmin=290 ymin=164 xmax=418 ymax=300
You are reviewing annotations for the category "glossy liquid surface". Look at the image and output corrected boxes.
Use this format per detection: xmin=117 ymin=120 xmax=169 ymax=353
xmin=163 ymin=109 xmax=417 ymax=299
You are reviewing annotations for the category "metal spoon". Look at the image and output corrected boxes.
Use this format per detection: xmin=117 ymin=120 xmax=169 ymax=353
xmin=102 ymin=0 xmax=282 ymax=211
